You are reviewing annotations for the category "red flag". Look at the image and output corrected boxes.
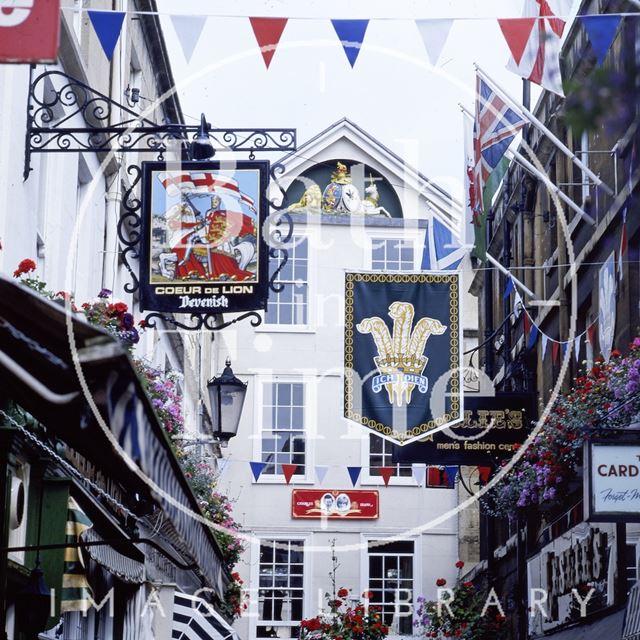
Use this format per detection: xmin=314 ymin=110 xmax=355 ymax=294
xmin=586 ymin=322 xmax=597 ymax=347
xmin=504 ymin=0 xmax=568 ymax=95
xmin=552 ymin=341 xmax=560 ymax=364
xmin=282 ymin=464 xmax=298 ymax=484
xmin=478 ymin=467 xmax=491 ymax=484
xmin=523 ymin=311 xmax=531 ymax=337
xmin=249 ymin=17 xmax=288 ymax=68
xmin=378 ymin=467 xmax=394 ymax=487
xmin=498 ymin=18 xmax=537 ymax=65
xmin=427 ymin=467 xmax=442 ymax=486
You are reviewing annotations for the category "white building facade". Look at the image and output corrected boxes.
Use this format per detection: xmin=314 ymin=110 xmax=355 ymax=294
xmin=219 ymin=120 xmax=479 ymax=640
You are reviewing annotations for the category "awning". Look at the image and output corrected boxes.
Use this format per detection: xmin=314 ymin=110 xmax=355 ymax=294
xmin=82 ymin=528 xmax=145 ymax=585
xmin=0 ymin=275 xmax=228 ymax=596
xmin=537 ymin=609 xmax=625 ymax=640
xmin=623 ymin=583 xmax=640 ymax=640
xmin=172 ymin=592 xmax=239 ymax=640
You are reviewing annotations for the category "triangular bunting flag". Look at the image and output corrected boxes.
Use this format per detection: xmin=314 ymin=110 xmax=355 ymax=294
xmin=315 ymin=465 xmax=329 ymax=485
xmin=523 ymin=311 xmax=532 ymax=337
xmin=562 ymin=342 xmax=568 ymax=357
xmin=498 ymin=18 xmax=537 ymax=65
xmin=347 ymin=466 xmax=362 ymax=487
xmin=444 ymin=466 xmax=459 ymax=489
xmin=478 ymin=467 xmax=491 ymax=484
xmin=552 ymin=340 xmax=560 ymax=365
xmin=541 ymin=333 xmax=549 ymax=359
xmin=415 ymin=19 xmax=453 ymax=66
xmin=249 ymin=17 xmax=288 ymax=68
xmin=331 ymin=19 xmax=369 ymax=67
xmin=619 ymin=208 xmax=628 ymax=282
xmin=282 ymin=464 xmax=298 ymax=484
xmin=587 ymin=322 xmax=597 ymax=347
xmin=217 ymin=457 xmax=231 ymax=477
xmin=580 ymin=15 xmax=622 ymax=65
xmin=527 ymin=322 xmax=539 ymax=350
xmin=88 ymin=11 xmax=126 ymax=61
xmin=170 ymin=15 xmax=207 ymax=63
xmin=378 ymin=466 xmax=394 ymax=487
xmin=427 ymin=466 xmax=443 ymax=486
xmin=575 ymin=334 xmax=582 ymax=362
xmin=503 ymin=277 xmax=514 ymax=299
xmin=250 ymin=461 xmax=266 ymax=481
xmin=412 ymin=464 xmax=426 ymax=487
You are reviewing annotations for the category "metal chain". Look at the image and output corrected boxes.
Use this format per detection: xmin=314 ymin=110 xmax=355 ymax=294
xmin=0 ymin=316 xmax=69 ymax=369
xmin=0 ymin=409 xmax=137 ymax=519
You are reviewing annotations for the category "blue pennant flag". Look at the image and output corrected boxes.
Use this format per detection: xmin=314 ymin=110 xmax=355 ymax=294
xmin=421 ymin=217 xmax=466 ymax=271
xmin=347 ymin=466 xmax=362 ymax=487
xmin=250 ymin=461 xmax=266 ymax=481
xmin=580 ymin=15 xmax=622 ymax=65
xmin=527 ymin=323 xmax=539 ymax=351
xmin=88 ymin=11 xmax=126 ymax=61
xmin=444 ymin=466 xmax=458 ymax=488
xmin=331 ymin=19 xmax=369 ymax=67
xmin=503 ymin=276 xmax=514 ymax=300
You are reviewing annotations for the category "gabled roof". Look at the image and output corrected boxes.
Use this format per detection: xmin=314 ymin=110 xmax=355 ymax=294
xmin=276 ymin=117 xmax=462 ymax=233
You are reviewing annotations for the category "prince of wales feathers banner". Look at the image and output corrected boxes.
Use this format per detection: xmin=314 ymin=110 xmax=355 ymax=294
xmin=344 ymin=273 xmax=461 ymax=446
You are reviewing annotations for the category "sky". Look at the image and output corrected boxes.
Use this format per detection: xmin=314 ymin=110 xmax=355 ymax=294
xmin=155 ymin=0 xmax=578 ymax=202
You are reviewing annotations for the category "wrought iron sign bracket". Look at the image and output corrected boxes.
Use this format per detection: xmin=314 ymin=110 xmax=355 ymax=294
xmin=23 ymin=70 xmax=297 ymax=178
xmin=25 ymin=70 xmax=297 ymax=332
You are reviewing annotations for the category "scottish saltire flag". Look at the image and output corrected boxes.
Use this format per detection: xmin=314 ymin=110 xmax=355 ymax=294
xmin=421 ymin=217 xmax=466 ymax=271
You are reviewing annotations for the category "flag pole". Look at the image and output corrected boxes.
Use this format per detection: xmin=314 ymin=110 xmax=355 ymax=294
xmin=486 ymin=254 xmax=535 ymax=298
xmin=460 ymin=103 xmax=596 ymax=226
xmin=474 ymin=64 xmax=614 ymax=197
xmin=506 ymin=149 xmax=596 ymax=226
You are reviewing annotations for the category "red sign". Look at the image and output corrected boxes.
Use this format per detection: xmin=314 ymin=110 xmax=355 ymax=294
xmin=292 ymin=490 xmax=379 ymax=519
xmin=0 ymin=1 xmax=61 ymax=63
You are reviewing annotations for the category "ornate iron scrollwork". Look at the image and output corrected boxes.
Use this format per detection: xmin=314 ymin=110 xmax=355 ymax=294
xmin=267 ymin=162 xmax=294 ymax=294
xmin=143 ymin=311 xmax=263 ymax=332
xmin=24 ymin=70 xmax=296 ymax=179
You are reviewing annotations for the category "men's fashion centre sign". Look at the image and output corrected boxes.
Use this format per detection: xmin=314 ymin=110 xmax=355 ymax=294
xmin=140 ymin=161 xmax=270 ymax=314
xmin=585 ymin=440 xmax=640 ymax=521
xmin=0 ymin=1 xmax=60 ymax=63
xmin=291 ymin=490 xmax=379 ymax=519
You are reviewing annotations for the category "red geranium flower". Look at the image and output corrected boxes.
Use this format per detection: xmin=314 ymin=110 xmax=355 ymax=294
xmin=337 ymin=587 xmax=349 ymax=598
xmin=13 ymin=258 xmax=36 ymax=277
xmin=436 ymin=578 xmax=446 ymax=587
xmin=455 ymin=560 xmax=464 ymax=569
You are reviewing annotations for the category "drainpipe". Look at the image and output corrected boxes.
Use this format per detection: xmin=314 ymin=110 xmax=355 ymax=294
xmin=102 ymin=0 xmax=127 ymax=293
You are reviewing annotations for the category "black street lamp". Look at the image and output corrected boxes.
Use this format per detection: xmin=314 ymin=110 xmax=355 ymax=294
xmin=190 ymin=113 xmax=215 ymax=161
xmin=207 ymin=359 xmax=247 ymax=443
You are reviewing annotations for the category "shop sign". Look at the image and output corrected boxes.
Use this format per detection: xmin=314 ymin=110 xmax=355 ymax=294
xmin=392 ymin=393 xmax=535 ymax=465
xmin=527 ymin=523 xmax=616 ymax=635
xmin=291 ymin=490 xmax=379 ymax=519
xmin=585 ymin=441 xmax=640 ymax=521
xmin=140 ymin=161 xmax=270 ymax=314
xmin=0 ymin=1 xmax=61 ymax=63
xmin=344 ymin=272 xmax=461 ymax=446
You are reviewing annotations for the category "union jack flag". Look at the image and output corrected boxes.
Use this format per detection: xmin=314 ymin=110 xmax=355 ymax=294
xmin=472 ymin=76 xmax=526 ymax=219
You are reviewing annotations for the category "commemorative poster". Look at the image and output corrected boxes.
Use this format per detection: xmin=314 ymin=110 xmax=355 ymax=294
xmin=139 ymin=161 xmax=269 ymax=314
xmin=344 ymin=272 xmax=462 ymax=446
xmin=291 ymin=490 xmax=379 ymax=519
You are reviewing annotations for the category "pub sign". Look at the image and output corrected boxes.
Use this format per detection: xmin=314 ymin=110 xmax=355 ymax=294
xmin=140 ymin=161 xmax=269 ymax=314
xmin=292 ymin=490 xmax=379 ymax=519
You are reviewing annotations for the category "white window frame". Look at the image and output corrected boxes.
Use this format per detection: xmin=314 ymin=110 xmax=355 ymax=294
xmin=250 ymin=534 xmax=313 ymax=639
xmin=252 ymin=376 xmax=315 ymax=484
xmin=260 ymin=230 xmax=316 ymax=333
xmin=360 ymin=434 xmax=419 ymax=487
xmin=360 ymin=535 xmax=422 ymax=639
xmin=366 ymin=231 xmax=421 ymax=272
